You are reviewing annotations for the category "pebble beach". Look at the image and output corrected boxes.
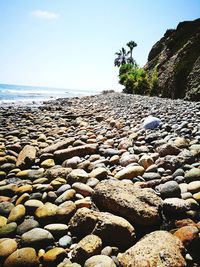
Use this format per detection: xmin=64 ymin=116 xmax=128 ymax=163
xmin=0 ymin=92 xmax=200 ymax=267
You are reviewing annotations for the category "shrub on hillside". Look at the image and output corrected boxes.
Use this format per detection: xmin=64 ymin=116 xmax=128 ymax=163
xmin=134 ymin=69 xmax=150 ymax=95
xmin=149 ymin=66 xmax=159 ymax=96
xmin=119 ymin=64 xmax=150 ymax=95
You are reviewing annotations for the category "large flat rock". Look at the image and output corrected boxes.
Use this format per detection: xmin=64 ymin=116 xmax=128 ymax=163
xmin=39 ymin=137 xmax=75 ymax=155
xmin=54 ymin=144 xmax=98 ymax=163
xmin=16 ymin=145 xmax=36 ymax=169
xmin=69 ymin=207 xmax=135 ymax=249
xmin=93 ymin=180 xmax=163 ymax=226
xmin=118 ymin=230 xmax=186 ymax=267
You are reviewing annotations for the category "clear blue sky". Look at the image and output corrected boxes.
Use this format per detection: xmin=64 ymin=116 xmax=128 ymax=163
xmin=0 ymin=0 xmax=199 ymax=91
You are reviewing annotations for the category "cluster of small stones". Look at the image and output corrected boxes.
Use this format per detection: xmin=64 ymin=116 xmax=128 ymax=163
xmin=0 ymin=92 xmax=200 ymax=267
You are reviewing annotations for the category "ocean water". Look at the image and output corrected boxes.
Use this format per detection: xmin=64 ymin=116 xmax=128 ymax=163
xmin=0 ymin=83 xmax=99 ymax=105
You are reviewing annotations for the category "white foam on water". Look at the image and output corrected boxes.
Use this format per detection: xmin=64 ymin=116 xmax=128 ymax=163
xmin=0 ymin=83 xmax=101 ymax=106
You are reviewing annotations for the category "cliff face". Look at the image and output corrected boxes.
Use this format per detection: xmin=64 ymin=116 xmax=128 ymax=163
xmin=145 ymin=19 xmax=200 ymax=101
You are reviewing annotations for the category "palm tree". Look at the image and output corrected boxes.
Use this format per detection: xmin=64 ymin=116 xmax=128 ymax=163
xmin=126 ymin=41 xmax=137 ymax=65
xmin=114 ymin=47 xmax=129 ymax=67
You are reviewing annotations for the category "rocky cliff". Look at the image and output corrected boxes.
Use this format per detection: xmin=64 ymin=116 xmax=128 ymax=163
xmin=145 ymin=18 xmax=200 ymax=101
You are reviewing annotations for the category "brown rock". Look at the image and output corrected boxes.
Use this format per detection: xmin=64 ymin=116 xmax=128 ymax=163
xmin=41 ymin=159 xmax=55 ymax=169
xmin=16 ymin=168 xmax=44 ymax=180
xmin=138 ymin=154 xmax=154 ymax=169
xmin=0 ymin=156 xmax=16 ymax=165
xmin=174 ymin=225 xmax=199 ymax=247
xmin=15 ymin=193 xmax=30 ymax=205
xmin=156 ymin=143 xmax=181 ymax=157
xmin=84 ymin=255 xmax=116 ymax=267
xmin=193 ymin=192 xmax=200 ymax=202
xmin=114 ymin=166 xmax=145 ymax=180
xmin=0 ymin=216 xmax=7 ymax=227
xmin=46 ymin=167 xmax=72 ymax=181
xmin=72 ymin=234 xmax=102 ymax=264
xmin=89 ymin=167 xmax=108 ymax=180
xmin=39 ymin=138 xmax=75 ymax=155
xmin=0 ymin=238 xmax=17 ymax=259
xmin=50 ymin=178 xmax=67 ymax=189
xmin=187 ymin=181 xmax=200 ymax=193
xmin=35 ymin=202 xmax=58 ymax=222
xmin=42 ymin=247 xmax=66 ymax=266
xmin=69 ymin=207 xmax=135 ymax=249
xmin=16 ymin=145 xmax=36 ymax=169
xmin=190 ymin=144 xmax=200 ymax=156
xmin=67 ymin=169 xmax=89 ymax=184
xmin=57 ymin=201 xmax=76 ymax=222
xmin=93 ymin=180 xmax=162 ymax=226
xmin=55 ymin=189 xmax=76 ymax=204
xmin=54 ymin=144 xmax=98 ymax=162
xmin=7 ymin=205 xmax=26 ymax=223
xmin=15 ymin=185 xmax=33 ymax=195
xmin=174 ymin=137 xmax=189 ymax=149
xmin=72 ymin=182 xmax=94 ymax=197
xmin=3 ymin=247 xmax=39 ymax=267
xmin=118 ymin=138 xmax=132 ymax=150
xmin=118 ymin=231 xmax=186 ymax=267
xmin=75 ymin=198 xmax=92 ymax=209
xmin=24 ymin=200 xmax=44 ymax=212
xmin=119 ymin=154 xmax=139 ymax=167
xmin=62 ymin=156 xmax=81 ymax=168
xmin=175 ymin=218 xmax=197 ymax=228
xmin=109 ymin=155 xmax=120 ymax=165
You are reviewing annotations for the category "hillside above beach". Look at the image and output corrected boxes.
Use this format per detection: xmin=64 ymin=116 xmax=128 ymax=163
xmin=144 ymin=18 xmax=200 ymax=101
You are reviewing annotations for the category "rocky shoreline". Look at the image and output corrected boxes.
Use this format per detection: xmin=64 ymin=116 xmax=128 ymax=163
xmin=0 ymin=92 xmax=200 ymax=267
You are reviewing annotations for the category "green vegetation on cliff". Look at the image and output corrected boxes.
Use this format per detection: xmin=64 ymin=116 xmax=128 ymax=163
xmin=115 ymin=19 xmax=200 ymax=101
xmin=114 ymin=41 xmax=158 ymax=96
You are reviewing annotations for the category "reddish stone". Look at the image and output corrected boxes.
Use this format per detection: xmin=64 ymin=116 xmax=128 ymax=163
xmin=174 ymin=225 xmax=199 ymax=247
xmin=175 ymin=218 xmax=197 ymax=228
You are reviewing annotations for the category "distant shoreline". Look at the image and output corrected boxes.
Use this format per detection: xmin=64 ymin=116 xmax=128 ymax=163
xmin=0 ymin=83 xmax=102 ymax=106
